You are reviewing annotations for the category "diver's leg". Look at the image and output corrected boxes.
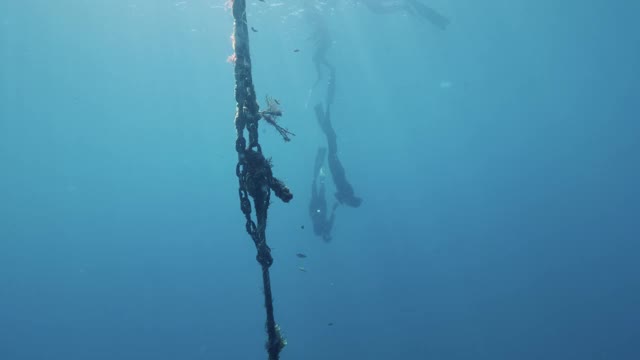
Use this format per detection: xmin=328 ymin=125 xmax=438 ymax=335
xmin=314 ymin=103 xmax=336 ymax=147
xmin=314 ymin=102 xmax=346 ymax=202
xmin=326 ymin=66 xmax=336 ymax=107
xmin=312 ymin=43 xmax=329 ymax=84
xmin=313 ymin=58 xmax=324 ymax=85
xmin=314 ymin=103 xmax=340 ymax=192
xmin=322 ymin=107 xmax=338 ymax=155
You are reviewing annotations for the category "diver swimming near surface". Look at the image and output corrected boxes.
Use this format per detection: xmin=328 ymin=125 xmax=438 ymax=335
xmin=309 ymin=147 xmax=338 ymax=242
xmin=359 ymin=0 xmax=450 ymax=30
xmin=304 ymin=0 xmax=335 ymax=86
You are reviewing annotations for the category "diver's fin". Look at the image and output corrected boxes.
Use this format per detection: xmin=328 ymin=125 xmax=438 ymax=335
xmin=409 ymin=1 xmax=450 ymax=30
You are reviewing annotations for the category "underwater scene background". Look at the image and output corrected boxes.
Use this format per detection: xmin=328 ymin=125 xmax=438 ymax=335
xmin=1 ymin=1 xmax=639 ymax=359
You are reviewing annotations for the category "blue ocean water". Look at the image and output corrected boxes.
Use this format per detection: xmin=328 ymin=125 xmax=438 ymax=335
xmin=1 ymin=1 xmax=639 ymax=359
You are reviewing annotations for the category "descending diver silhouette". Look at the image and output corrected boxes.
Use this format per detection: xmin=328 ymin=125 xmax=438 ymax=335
xmin=314 ymin=76 xmax=363 ymax=209
xmin=360 ymin=0 xmax=450 ymax=30
xmin=306 ymin=0 xmax=362 ymax=244
xmin=315 ymin=105 xmax=363 ymax=208
xmin=309 ymin=147 xmax=338 ymax=242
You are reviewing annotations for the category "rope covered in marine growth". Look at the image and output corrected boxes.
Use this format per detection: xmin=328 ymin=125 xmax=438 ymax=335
xmin=230 ymin=1 xmax=292 ymax=359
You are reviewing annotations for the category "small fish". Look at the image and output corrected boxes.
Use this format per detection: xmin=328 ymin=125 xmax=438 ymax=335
xmin=293 ymin=49 xmax=300 ymax=52
xmin=327 ymin=322 xmax=334 ymax=326
xmin=300 ymin=225 xmax=305 ymax=230
xmin=296 ymin=253 xmax=307 ymax=258
xmin=251 ymin=27 xmax=258 ymax=32
xmin=297 ymin=266 xmax=307 ymax=272
xmin=274 ymin=98 xmax=280 ymax=105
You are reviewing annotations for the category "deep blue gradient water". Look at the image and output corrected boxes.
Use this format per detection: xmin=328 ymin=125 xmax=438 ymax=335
xmin=1 ymin=1 xmax=639 ymax=359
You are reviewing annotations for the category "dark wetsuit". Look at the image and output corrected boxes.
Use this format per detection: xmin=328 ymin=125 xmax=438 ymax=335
xmin=314 ymin=101 xmax=363 ymax=208
xmin=308 ymin=0 xmax=362 ymax=213
xmin=360 ymin=0 xmax=450 ymax=30
xmin=309 ymin=147 xmax=336 ymax=242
